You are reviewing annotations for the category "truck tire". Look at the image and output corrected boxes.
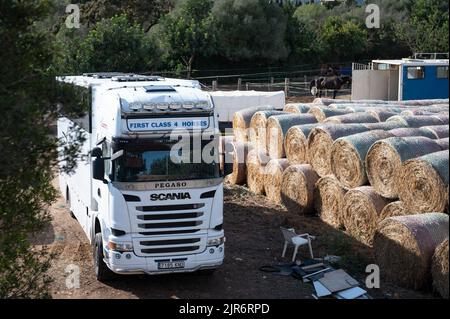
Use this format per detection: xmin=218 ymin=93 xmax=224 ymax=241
xmin=66 ymin=188 xmax=75 ymax=219
xmin=94 ymin=233 xmax=115 ymax=282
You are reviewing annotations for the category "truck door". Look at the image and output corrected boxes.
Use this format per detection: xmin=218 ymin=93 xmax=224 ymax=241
xmin=91 ymin=140 xmax=111 ymax=234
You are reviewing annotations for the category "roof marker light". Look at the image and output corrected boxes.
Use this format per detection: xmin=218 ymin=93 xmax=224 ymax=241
xmin=129 ymin=102 xmax=142 ymax=111
xmin=183 ymin=102 xmax=195 ymax=109
xmin=169 ymin=102 xmax=182 ymax=110
xmin=143 ymin=103 xmax=156 ymax=110
xmin=156 ymin=102 xmax=169 ymax=110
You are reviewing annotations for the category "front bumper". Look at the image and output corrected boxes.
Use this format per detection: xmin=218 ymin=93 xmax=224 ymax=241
xmin=104 ymin=243 xmax=224 ymax=275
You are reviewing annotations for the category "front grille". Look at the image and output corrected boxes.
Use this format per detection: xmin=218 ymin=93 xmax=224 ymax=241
xmin=130 ymin=199 xmax=210 ymax=256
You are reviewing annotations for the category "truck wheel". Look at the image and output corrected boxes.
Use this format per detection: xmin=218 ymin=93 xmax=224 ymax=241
xmin=94 ymin=233 xmax=115 ymax=282
xmin=66 ymin=189 xmax=75 ymax=219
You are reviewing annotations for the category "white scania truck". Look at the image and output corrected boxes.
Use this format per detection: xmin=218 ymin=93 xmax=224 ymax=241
xmin=57 ymin=73 xmax=230 ymax=281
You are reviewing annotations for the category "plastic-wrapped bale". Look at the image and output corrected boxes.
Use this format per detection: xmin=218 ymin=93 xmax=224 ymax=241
xmin=249 ymin=110 xmax=286 ymax=150
xmin=330 ymin=130 xmax=394 ymax=188
xmin=307 ymin=124 xmax=369 ymax=177
xmin=280 ymin=164 xmax=319 ymax=215
xmin=307 ymin=106 xmax=353 ymax=123
xmin=283 ymin=103 xmax=312 ymax=114
xmin=436 ymin=137 xmax=449 ymax=150
xmin=264 ymin=159 xmax=290 ymax=204
xmin=284 ymin=124 xmax=319 ymax=165
xmin=374 ymin=213 xmax=449 ymax=289
xmin=379 ymin=201 xmax=410 ymax=221
xmin=314 ymin=176 xmax=348 ymax=228
xmin=389 ymin=127 xmax=438 ymax=139
xmin=393 ymin=98 xmax=450 ymax=106
xmin=433 ymin=113 xmax=449 ymax=125
xmin=324 ymin=112 xmax=379 ymax=124
xmin=398 ymin=150 xmax=449 ymax=213
xmin=246 ymin=148 xmax=271 ymax=195
xmin=266 ymin=114 xmax=318 ymax=159
xmin=432 ymin=239 xmax=449 ymax=299
xmin=367 ymin=110 xmax=399 ymax=122
xmin=366 ymin=137 xmax=443 ymax=198
xmin=233 ymin=105 xmax=275 ymax=142
xmin=387 ymin=115 xmax=445 ymax=128
xmin=342 ymin=186 xmax=393 ymax=245
xmin=314 ymin=98 xmax=386 ymax=106
xmin=420 ymin=125 xmax=449 ymax=140
xmin=363 ymin=121 xmax=407 ymax=131
xmin=225 ymin=141 xmax=253 ymax=185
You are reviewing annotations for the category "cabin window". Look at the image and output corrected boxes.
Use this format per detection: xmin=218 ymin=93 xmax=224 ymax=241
xmin=407 ymin=66 xmax=425 ymax=79
xmin=437 ymin=66 xmax=449 ymax=79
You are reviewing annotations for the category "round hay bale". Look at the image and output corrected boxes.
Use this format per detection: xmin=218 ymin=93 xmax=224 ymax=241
xmin=314 ymin=176 xmax=348 ymax=228
xmin=331 ymin=130 xmax=394 ymax=188
xmin=283 ymin=103 xmax=311 ymax=114
xmin=249 ymin=110 xmax=286 ymax=150
xmin=432 ymin=239 xmax=449 ymax=299
xmin=433 ymin=113 xmax=449 ymax=125
xmin=387 ymin=115 xmax=445 ymax=128
xmin=307 ymin=124 xmax=369 ymax=177
xmin=401 ymin=110 xmax=435 ymax=116
xmin=363 ymin=121 xmax=407 ymax=130
xmin=366 ymin=137 xmax=443 ymax=198
xmin=420 ymin=125 xmax=449 ymax=140
xmin=308 ymin=106 xmax=352 ymax=122
xmin=436 ymin=138 xmax=449 ymax=150
xmin=266 ymin=114 xmax=318 ymax=159
xmin=233 ymin=105 xmax=275 ymax=142
xmin=380 ymin=201 xmax=409 ymax=221
xmin=246 ymin=148 xmax=271 ymax=195
xmin=389 ymin=127 xmax=437 ymax=139
xmin=264 ymin=158 xmax=290 ymax=204
xmin=367 ymin=110 xmax=399 ymax=122
xmin=225 ymin=141 xmax=253 ymax=185
xmin=342 ymin=186 xmax=393 ymax=245
xmin=374 ymin=213 xmax=449 ymax=289
xmin=398 ymin=150 xmax=449 ymax=213
xmin=324 ymin=112 xmax=379 ymax=124
xmin=280 ymin=164 xmax=319 ymax=215
xmin=284 ymin=124 xmax=318 ymax=165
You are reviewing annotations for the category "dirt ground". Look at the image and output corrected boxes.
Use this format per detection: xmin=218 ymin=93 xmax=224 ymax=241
xmin=31 ymin=178 xmax=436 ymax=299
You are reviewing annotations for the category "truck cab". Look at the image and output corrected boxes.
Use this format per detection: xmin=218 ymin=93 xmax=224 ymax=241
xmin=57 ymin=73 xmax=229 ymax=280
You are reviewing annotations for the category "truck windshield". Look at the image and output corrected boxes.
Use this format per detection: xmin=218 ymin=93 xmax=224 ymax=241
xmin=113 ymin=139 xmax=220 ymax=182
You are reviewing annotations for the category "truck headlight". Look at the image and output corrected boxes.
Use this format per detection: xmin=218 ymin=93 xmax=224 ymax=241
xmin=108 ymin=241 xmax=133 ymax=252
xmin=207 ymin=237 xmax=225 ymax=247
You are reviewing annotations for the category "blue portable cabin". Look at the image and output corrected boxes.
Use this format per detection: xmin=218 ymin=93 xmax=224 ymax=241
xmin=352 ymin=55 xmax=449 ymax=101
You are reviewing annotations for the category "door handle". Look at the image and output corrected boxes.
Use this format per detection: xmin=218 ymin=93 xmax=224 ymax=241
xmin=97 ymin=188 xmax=101 ymax=198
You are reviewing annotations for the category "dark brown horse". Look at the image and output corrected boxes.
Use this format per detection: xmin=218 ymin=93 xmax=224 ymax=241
xmin=310 ymin=75 xmax=352 ymax=99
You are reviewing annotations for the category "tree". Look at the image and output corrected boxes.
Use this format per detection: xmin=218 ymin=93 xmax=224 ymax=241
xmin=0 ymin=0 xmax=85 ymax=298
xmin=319 ymin=16 xmax=368 ymax=62
xmin=63 ymin=15 xmax=160 ymax=73
xmin=211 ymin=0 xmax=289 ymax=63
xmin=156 ymin=0 xmax=217 ymax=78
xmin=396 ymin=0 xmax=449 ymax=53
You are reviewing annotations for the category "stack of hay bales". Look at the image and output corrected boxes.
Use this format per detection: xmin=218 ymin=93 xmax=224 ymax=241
xmin=233 ymin=105 xmax=275 ymax=142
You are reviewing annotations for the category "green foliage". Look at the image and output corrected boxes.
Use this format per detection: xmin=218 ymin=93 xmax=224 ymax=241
xmin=57 ymin=14 xmax=160 ymax=73
xmin=396 ymin=0 xmax=449 ymax=52
xmin=319 ymin=16 xmax=368 ymax=62
xmin=156 ymin=0 xmax=217 ymax=78
xmin=212 ymin=0 xmax=288 ymax=62
xmin=0 ymin=0 xmax=87 ymax=298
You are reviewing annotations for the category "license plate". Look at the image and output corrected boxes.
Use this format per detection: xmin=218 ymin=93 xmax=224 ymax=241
xmin=158 ymin=261 xmax=185 ymax=270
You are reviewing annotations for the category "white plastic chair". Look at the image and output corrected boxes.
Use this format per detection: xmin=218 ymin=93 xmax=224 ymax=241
xmin=280 ymin=227 xmax=315 ymax=262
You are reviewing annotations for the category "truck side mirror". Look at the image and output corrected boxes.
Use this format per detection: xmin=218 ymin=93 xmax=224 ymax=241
xmin=91 ymin=147 xmax=102 ymax=158
xmin=93 ymin=157 xmax=105 ymax=181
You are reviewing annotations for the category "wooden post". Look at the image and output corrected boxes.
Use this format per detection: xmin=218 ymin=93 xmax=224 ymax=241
xmin=212 ymin=80 xmax=218 ymax=91
xmin=246 ymin=82 xmax=250 ymax=91
xmin=284 ymin=78 xmax=289 ymax=97
xmin=304 ymin=75 xmax=308 ymax=91
xmin=237 ymin=78 xmax=242 ymax=91
xmin=269 ymin=77 xmax=274 ymax=92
